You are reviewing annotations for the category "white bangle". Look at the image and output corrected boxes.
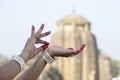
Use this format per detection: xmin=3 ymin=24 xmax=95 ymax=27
xmin=12 ymin=55 xmax=25 ymax=71
xmin=41 ymin=50 xmax=55 ymax=64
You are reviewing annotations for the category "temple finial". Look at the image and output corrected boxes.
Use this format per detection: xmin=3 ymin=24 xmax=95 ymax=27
xmin=72 ymin=3 xmax=76 ymax=14
xmin=72 ymin=0 xmax=78 ymax=14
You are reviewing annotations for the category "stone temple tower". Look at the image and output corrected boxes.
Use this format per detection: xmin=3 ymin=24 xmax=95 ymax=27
xmin=49 ymin=14 xmax=99 ymax=80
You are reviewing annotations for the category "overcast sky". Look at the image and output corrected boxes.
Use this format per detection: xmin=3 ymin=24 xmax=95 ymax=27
xmin=0 ymin=0 xmax=120 ymax=61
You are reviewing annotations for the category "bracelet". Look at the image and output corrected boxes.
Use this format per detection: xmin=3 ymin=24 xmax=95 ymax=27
xmin=41 ymin=50 xmax=55 ymax=64
xmin=12 ymin=55 xmax=25 ymax=71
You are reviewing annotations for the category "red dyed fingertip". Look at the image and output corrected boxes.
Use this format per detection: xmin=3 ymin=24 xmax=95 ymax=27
xmin=32 ymin=25 xmax=35 ymax=30
xmin=40 ymin=24 xmax=44 ymax=30
xmin=45 ymin=31 xmax=51 ymax=35
xmin=44 ymin=41 xmax=50 ymax=45
xmin=77 ymin=44 xmax=86 ymax=53
xmin=41 ymin=44 xmax=49 ymax=50
xmin=67 ymin=48 xmax=73 ymax=50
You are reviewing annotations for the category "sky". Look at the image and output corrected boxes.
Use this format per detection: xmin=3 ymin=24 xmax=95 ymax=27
xmin=0 ymin=0 xmax=120 ymax=61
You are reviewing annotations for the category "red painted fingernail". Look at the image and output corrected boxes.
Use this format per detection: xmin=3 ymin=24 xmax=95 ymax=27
xmin=67 ymin=48 xmax=73 ymax=50
xmin=41 ymin=44 xmax=49 ymax=50
xmin=45 ymin=31 xmax=51 ymax=35
xmin=40 ymin=24 xmax=44 ymax=30
xmin=32 ymin=25 xmax=35 ymax=30
xmin=77 ymin=44 xmax=86 ymax=53
xmin=44 ymin=41 xmax=49 ymax=45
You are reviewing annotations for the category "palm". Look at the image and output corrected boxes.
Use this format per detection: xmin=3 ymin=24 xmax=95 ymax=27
xmin=47 ymin=46 xmax=76 ymax=57
xmin=47 ymin=44 xmax=85 ymax=57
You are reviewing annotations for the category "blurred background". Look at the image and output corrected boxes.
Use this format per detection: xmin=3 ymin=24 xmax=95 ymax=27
xmin=0 ymin=0 xmax=120 ymax=80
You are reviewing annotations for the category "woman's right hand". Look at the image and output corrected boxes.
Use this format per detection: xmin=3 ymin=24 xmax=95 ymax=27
xmin=47 ymin=44 xmax=85 ymax=57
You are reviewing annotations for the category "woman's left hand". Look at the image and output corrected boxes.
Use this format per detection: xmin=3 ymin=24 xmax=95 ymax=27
xmin=21 ymin=24 xmax=50 ymax=61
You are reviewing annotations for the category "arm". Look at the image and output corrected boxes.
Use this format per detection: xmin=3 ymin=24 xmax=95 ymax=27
xmin=17 ymin=55 xmax=47 ymax=80
xmin=16 ymin=24 xmax=85 ymax=80
xmin=16 ymin=44 xmax=85 ymax=80
xmin=15 ymin=24 xmax=50 ymax=80
xmin=0 ymin=26 xmax=35 ymax=80
xmin=0 ymin=24 xmax=50 ymax=80
xmin=0 ymin=54 xmax=28 ymax=80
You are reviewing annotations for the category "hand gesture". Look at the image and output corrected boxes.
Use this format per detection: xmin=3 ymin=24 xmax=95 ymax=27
xmin=21 ymin=24 xmax=50 ymax=60
xmin=47 ymin=44 xmax=85 ymax=57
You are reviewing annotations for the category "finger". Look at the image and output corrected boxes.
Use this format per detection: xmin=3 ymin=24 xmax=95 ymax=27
xmin=39 ymin=24 xmax=44 ymax=33
xmin=35 ymin=24 xmax=44 ymax=39
xmin=39 ymin=31 xmax=51 ymax=38
xmin=36 ymin=47 xmax=44 ymax=53
xmin=31 ymin=25 xmax=35 ymax=38
xmin=36 ymin=39 xmax=49 ymax=44
xmin=67 ymin=48 xmax=73 ymax=50
xmin=41 ymin=44 xmax=49 ymax=50
xmin=64 ymin=45 xmax=86 ymax=56
xmin=77 ymin=44 xmax=86 ymax=53
xmin=34 ymin=44 xmax=49 ymax=55
xmin=66 ymin=44 xmax=85 ymax=56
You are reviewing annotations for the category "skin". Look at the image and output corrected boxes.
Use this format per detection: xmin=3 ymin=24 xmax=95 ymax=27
xmin=17 ymin=25 xmax=85 ymax=80
xmin=0 ymin=24 xmax=50 ymax=80
xmin=0 ymin=24 xmax=85 ymax=80
xmin=17 ymin=44 xmax=85 ymax=80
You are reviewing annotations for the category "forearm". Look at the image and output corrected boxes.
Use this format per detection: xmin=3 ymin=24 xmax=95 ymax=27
xmin=0 ymin=53 xmax=29 ymax=80
xmin=17 ymin=55 xmax=47 ymax=80
xmin=0 ymin=60 xmax=21 ymax=80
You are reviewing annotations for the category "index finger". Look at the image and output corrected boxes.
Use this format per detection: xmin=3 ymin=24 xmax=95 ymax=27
xmin=65 ymin=44 xmax=85 ymax=56
xmin=35 ymin=24 xmax=44 ymax=39
xmin=31 ymin=25 xmax=35 ymax=38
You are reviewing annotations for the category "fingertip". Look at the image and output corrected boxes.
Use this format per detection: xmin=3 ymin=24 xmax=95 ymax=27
xmin=45 ymin=31 xmax=51 ymax=35
xmin=40 ymin=24 xmax=44 ymax=30
xmin=76 ymin=50 xmax=80 ymax=53
xmin=41 ymin=44 xmax=49 ymax=50
xmin=32 ymin=25 xmax=35 ymax=30
xmin=81 ymin=44 xmax=86 ymax=49
xmin=44 ymin=41 xmax=50 ymax=45
xmin=82 ymin=44 xmax=86 ymax=47
xmin=77 ymin=44 xmax=86 ymax=53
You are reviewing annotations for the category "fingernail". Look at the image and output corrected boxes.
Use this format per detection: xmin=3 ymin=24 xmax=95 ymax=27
xmin=32 ymin=25 xmax=35 ymax=30
xmin=44 ymin=41 xmax=49 ymax=45
xmin=41 ymin=44 xmax=49 ymax=50
xmin=77 ymin=44 xmax=86 ymax=53
xmin=40 ymin=24 xmax=44 ymax=30
xmin=67 ymin=48 xmax=73 ymax=50
xmin=45 ymin=31 xmax=51 ymax=35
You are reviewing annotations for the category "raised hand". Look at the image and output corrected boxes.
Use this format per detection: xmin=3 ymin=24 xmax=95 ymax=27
xmin=47 ymin=44 xmax=85 ymax=57
xmin=35 ymin=24 xmax=51 ymax=44
xmin=21 ymin=24 xmax=50 ymax=60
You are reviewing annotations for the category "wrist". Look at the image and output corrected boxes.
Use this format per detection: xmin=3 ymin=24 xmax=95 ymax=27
xmin=46 ymin=48 xmax=54 ymax=57
xmin=19 ymin=51 xmax=29 ymax=63
xmin=40 ymin=49 xmax=55 ymax=64
xmin=12 ymin=55 xmax=26 ymax=71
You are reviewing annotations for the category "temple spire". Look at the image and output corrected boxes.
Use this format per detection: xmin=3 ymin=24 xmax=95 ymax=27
xmin=72 ymin=2 xmax=76 ymax=14
xmin=72 ymin=0 xmax=76 ymax=14
xmin=72 ymin=0 xmax=78 ymax=14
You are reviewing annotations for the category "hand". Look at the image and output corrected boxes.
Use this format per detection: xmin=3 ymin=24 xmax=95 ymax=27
xmin=31 ymin=24 xmax=51 ymax=59
xmin=35 ymin=24 xmax=51 ymax=44
xmin=21 ymin=24 xmax=50 ymax=61
xmin=47 ymin=44 xmax=85 ymax=57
